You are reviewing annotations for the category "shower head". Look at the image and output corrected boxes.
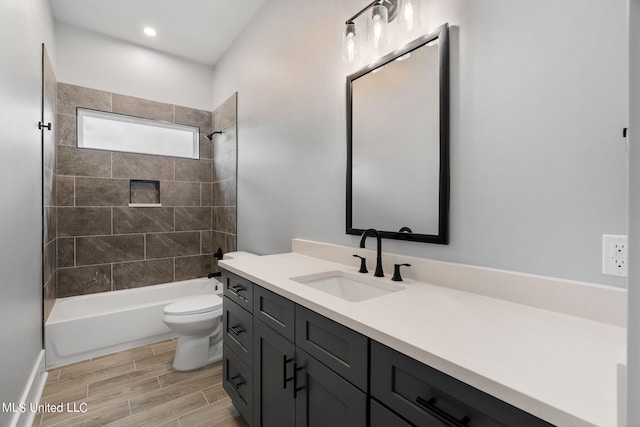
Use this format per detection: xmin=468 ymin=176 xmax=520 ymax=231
xmin=206 ymin=131 xmax=223 ymax=141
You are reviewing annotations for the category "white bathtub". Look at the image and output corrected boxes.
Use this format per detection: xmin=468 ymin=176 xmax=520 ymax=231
xmin=45 ymin=277 xmax=222 ymax=369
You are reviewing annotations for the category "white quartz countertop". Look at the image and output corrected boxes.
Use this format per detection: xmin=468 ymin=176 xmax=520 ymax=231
xmin=219 ymin=252 xmax=625 ymax=427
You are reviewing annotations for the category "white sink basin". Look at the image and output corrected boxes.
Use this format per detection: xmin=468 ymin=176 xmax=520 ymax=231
xmin=290 ymin=271 xmax=405 ymax=302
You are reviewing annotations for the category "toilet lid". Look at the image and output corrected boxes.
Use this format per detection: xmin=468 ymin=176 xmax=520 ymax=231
xmin=163 ymin=294 xmax=222 ymax=315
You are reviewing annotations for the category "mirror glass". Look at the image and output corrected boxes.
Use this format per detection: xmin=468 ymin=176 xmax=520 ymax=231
xmin=77 ymin=108 xmax=200 ymax=159
xmin=347 ymin=24 xmax=449 ymax=244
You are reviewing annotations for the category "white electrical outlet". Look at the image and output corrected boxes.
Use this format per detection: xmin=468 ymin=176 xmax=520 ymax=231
xmin=602 ymin=234 xmax=628 ymax=277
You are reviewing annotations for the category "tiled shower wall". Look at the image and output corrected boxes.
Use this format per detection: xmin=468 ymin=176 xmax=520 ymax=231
xmin=211 ymin=93 xmax=238 ymax=272
xmin=55 ymin=83 xmax=223 ymax=298
xmin=43 ymin=47 xmax=57 ymax=321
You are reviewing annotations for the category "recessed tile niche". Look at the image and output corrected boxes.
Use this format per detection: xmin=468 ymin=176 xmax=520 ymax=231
xmin=130 ymin=180 xmax=160 ymax=206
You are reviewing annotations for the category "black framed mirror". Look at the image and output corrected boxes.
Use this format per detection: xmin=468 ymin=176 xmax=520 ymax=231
xmin=346 ymin=23 xmax=449 ymax=244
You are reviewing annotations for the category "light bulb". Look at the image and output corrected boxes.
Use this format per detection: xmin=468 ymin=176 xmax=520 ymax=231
xmin=399 ymin=0 xmax=420 ymax=33
xmin=372 ymin=17 xmax=383 ymax=48
xmin=368 ymin=4 xmax=388 ymax=50
xmin=342 ymin=23 xmax=360 ymax=62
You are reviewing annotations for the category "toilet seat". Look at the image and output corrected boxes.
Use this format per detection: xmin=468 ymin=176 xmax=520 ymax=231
xmin=163 ymin=294 xmax=222 ymax=316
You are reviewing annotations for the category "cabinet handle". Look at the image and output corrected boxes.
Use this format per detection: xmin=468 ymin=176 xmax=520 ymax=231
xmin=229 ymin=374 xmax=245 ymax=390
xmin=228 ymin=284 xmax=245 ymax=295
xmin=283 ymin=356 xmax=295 ymax=389
xmin=293 ymin=363 xmax=305 ymax=399
xmin=228 ymin=285 xmax=248 ymax=302
xmin=228 ymin=325 xmax=244 ymax=336
xmin=415 ymin=396 xmax=470 ymax=426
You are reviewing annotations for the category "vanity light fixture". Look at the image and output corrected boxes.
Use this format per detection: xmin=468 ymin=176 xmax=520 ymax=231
xmin=143 ymin=27 xmax=157 ymax=37
xmin=343 ymin=0 xmax=397 ymax=62
xmin=343 ymin=0 xmax=420 ymax=62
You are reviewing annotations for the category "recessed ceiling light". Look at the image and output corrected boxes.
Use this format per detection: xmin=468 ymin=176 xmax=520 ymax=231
xmin=143 ymin=27 xmax=157 ymax=37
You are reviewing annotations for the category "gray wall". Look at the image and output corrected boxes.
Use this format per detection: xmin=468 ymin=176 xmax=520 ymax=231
xmin=211 ymin=0 xmax=628 ymax=287
xmin=0 ymin=0 xmax=55 ymax=423
xmin=628 ymin=0 xmax=639 ymax=423
xmin=56 ymin=23 xmax=213 ymax=111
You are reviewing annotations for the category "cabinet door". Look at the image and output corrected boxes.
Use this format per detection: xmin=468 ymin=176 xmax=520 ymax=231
xmin=253 ymin=319 xmax=296 ymax=427
xmin=294 ymin=349 xmax=366 ymax=427
xmin=223 ymin=344 xmax=253 ymax=426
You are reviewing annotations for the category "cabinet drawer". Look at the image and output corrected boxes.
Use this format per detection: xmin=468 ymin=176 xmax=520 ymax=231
xmin=371 ymin=341 xmax=554 ymax=427
xmin=295 ymin=306 xmax=368 ymax=391
xmin=254 ymin=286 xmax=295 ymax=341
xmin=223 ymin=344 xmax=254 ymax=426
xmin=223 ymin=296 xmax=253 ymax=367
xmin=222 ymin=270 xmax=254 ymax=313
xmin=370 ymin=399 xmax=414 ymax=427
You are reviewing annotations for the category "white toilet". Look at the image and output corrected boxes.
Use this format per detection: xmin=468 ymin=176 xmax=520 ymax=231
xmin=161 ymin=251 xmax=256 ymax=371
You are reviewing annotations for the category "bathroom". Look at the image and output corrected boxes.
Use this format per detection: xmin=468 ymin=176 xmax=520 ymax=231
xmin=0 ymin=0 xmax=638 ymax=426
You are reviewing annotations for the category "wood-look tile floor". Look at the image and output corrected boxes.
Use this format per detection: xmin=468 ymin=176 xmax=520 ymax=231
xmin=32 ymin=339 xmax=248 ymax=427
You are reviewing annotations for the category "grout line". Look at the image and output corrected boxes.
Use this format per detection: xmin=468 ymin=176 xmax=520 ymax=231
xmin=127 ymin=399 xmax=132 ymax=416
xmin=156 ymin=376 xmax=162 ymax=389
xmin=133 ymin=360 xmax=137 ymax=371
xmin=201 ymin=389 xmax=209 ymax=405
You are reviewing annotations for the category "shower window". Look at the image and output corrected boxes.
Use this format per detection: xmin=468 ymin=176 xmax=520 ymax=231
xmin=77 ymin=108 xmax=199 ymax=159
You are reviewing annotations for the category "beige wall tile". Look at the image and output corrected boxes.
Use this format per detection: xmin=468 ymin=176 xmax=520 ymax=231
xmin=113 ymin=207 xmax=174 ymax=234
xmin=113 ymin=259 xmax=174 ymax=290
xmin=146 ymin=232 xmax=201 ymax=259
xmin=76 ymin=235 xmax=144 ymax=266
xmin=175 ymin=255 xmax=211 ymax=281
xmin=57 ymin=264 xmax=111 ymax=297
xmin=57 ymin=83 xmax=111 ymax=116
xmin=57 ymin=146 xmax=111 ymax=178
xmin=75 ymin=177 xmax=129 ymax=206
xmin=58 ymin=207 xmax=111 ymax=237
xmin=112 ymin=152 xmax=174 ymax=181
xmin=112 ymin=93 xmax=174 ymax=122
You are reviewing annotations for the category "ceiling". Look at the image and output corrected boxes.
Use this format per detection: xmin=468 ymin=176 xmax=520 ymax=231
xmin=49 ymin=0 xmax=264 ymax=66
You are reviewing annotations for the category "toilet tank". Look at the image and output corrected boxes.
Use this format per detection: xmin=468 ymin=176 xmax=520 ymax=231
xmin=223 ymin=251 xmax=257 ymax=260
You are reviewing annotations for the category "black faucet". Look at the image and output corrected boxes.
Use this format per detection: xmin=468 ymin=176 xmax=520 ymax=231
xmin=359 ymin=228 xmax=384 ymax=277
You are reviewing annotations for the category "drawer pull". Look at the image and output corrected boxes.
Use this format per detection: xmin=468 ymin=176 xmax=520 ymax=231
xmin=228 ymin=284 xmax=245 ymax=295
xmin=293 ymin=363 xmax=305 ymax=399
xmin=228 ymin=325 xmax=244 ymax=336
xmin=283 ymin=356 xmax=295 ymax=389
xmin=416 ymin=396 xmax=471 ymax=426
xmin=228 ymin=284 xmax=248 ymax=302
xmin=229 ymin=374 xmax=245 ymax=390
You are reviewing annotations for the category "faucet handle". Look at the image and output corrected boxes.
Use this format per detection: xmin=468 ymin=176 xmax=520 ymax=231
xmin=392 ymin=263 xmax=411 ymax=281
xmin=352 ymin=255 xmax=368 ymax=273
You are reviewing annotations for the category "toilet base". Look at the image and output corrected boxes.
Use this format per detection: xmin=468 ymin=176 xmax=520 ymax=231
xmin=173 ymin=334 xmax=223 ymax=371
